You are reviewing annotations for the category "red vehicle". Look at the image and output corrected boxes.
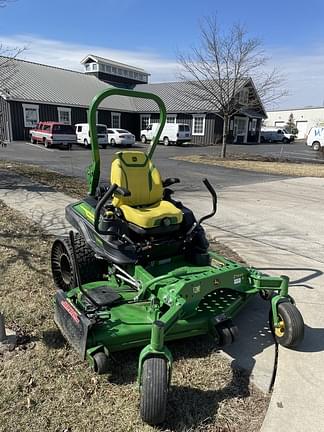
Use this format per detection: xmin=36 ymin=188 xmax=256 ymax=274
xmin=30 ymin=122 xmax=76 ymax=149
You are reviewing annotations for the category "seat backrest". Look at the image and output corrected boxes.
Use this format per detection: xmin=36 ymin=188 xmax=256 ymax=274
xmin=111 ymin=151 xmax=163 ymax=207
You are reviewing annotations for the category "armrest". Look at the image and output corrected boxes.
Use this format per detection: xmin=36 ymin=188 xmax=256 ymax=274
xmin=115 ymin=186 xmax=131 ymax=197
xmin=163 ymin=178 xmax=180 ymax=188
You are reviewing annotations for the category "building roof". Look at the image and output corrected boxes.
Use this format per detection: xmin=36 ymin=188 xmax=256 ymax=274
xmin=80 ymin=54 xmax=149 ymax=74
xmin=0 ymin=57 xmax=134 ymax=111
xmin=134 ymin=79 xmax=250 ymax=113
xmin=0 ymin=57 xmax=263 ymax=115
xmin=267 ymin=106 xmax=324 ymax=113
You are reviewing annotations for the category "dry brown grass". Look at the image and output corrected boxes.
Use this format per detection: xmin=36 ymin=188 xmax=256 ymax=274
xmin=0 ymin=160 xmax=87 ymax=198
xmin=173 ymin=155 xmax=324 ymax=177
xmin=0 ymin=200 xmax=269 ymax=432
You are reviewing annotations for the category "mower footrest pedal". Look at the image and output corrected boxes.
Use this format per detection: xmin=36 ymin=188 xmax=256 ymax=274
xmin=86 ymin=285 xmax=122 ymax=308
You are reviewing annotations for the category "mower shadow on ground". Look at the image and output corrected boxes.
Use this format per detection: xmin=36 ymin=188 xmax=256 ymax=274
xmin=107 ymin=337 xmax=253 ymax=432
xmin=42 ymin=329 xmax=67 ymax=349
xmin=164 ymin=368 xmax=251 ymax=432
xmin=257 ymin=267 xmax=323 ymax=291
xmin=224 ymin=296 xmax=275 ymax=391
xmin=107 ymin=336 xmax=221 ymax=386
xmin=293 ymin=324 xmax=324 ymax=353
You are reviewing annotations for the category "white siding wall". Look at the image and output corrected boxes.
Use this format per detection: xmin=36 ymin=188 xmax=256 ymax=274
xmin=265 ymin=107 xmax=324 ymax=139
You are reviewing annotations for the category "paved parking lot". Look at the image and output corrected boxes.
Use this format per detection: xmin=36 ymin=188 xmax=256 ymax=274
xmin=231 ymin=140 xmax=324 ymax=163
xmin=0 ymin=140 xmax=292 ymax=190
xmin=0 ymin=140 xmax=322 ymax=193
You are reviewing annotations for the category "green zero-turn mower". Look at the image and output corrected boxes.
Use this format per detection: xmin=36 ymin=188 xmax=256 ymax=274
xmin=51 ymin=88 xmax=304 ymax=425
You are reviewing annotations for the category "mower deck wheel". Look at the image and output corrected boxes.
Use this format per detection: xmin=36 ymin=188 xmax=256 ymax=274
xmin=270 ymin=302 xmax=304 ymax=348
xmin=217 ymin=320 xmax=238 ymax=347
xmin=140 ymin=357 xmax=168 ymax=425
xmin=93 ymin=352 xmax=109 ymax=375
xmin=217 ymin=324 xmax=233 ymax=347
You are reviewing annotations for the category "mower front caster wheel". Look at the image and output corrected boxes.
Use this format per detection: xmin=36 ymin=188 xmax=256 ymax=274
xmin=270 ymin=302 xmax=304 ymax=348
xmin=140 ymin=357 xmax=168 ymax=425
xmin=93 ymin=352 xmax=109 ymax=375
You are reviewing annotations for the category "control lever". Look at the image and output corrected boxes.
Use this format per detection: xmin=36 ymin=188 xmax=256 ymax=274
xmin=198 ymin=178 xmax=217 ymax=225
xmin=186 ymin=178 xmax=217 ymax=236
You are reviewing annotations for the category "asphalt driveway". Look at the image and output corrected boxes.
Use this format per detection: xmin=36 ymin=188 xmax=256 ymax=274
xmin=0 ymin=140 xmax=293 ymax=192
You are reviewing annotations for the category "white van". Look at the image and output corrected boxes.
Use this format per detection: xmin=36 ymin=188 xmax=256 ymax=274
xmin=306 ymin=127 xmax=324 ymax=151
xmin=260 ymin=127 xmax=294 ymax=143
xmin=140 ymin=123 xmax=191 ymax=146
xmin=75 ymin=123 xmax=108 ymax=148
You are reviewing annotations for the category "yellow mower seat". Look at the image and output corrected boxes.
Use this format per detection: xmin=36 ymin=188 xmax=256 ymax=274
xmin=111 ymin=151 xmax=183 ymax=229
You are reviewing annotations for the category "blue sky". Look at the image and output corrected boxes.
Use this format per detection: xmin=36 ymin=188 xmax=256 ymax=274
xmin=1 ymin=0 xmax=324 ymax=108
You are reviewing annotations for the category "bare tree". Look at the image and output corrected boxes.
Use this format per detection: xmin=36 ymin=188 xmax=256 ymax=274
xmin=177 ymin=17 xmax=286 ymax=158
xmin=0 ymin=0 xmax=24 ymax=143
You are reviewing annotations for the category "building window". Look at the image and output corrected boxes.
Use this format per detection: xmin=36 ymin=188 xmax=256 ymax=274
xmin=111 ymin=112 xmax=121 ymax=129
xmin=85 ymin=64 xmax=90 ymax=71
xmin=239 ymin=88 xmax=249 ymax=105
xmin=92 ymin=63 xmax=98 ymax=71
xmin=57 ymin=107 xmax=71 ymax=125
xmin=251 ymin=118 xmax=257 ymax=133
xmin=22 ymin=104 xmax=39 ymax=128
xmin=192 ymin=114 xmax=206 ymax=136
xmin=140 ymin=114 xmax=150 ymax=130
xmin=233 ymin=117 xmax=248 ymax=140
xmin=167 ymin=115 xmax=177 ymax=123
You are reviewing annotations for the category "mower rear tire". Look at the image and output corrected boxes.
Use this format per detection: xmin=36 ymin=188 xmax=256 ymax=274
xmin=51 ymin=233 xmax=105 ymax=291
xmin=93 ymin=352 xmax=109 ymax=375
xmin=140 ymin=357 xmax=168 ymax=425
xmin=270 ymin=302 xmax=304 ymax=348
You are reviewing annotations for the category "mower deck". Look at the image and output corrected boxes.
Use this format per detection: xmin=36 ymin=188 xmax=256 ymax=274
xmin=54 ymin=251 xmax=280 ymax=360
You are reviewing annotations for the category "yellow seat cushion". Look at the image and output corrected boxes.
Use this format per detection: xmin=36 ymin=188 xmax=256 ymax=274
xmin=110 ymin=151 xmax=183 ymax=229
xmin=120 ymin=200 xmax=183 ymax=229
xmin=111 ymin=151 xmax=163 ymax=208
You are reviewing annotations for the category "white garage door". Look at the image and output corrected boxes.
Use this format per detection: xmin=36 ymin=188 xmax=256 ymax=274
xmin=296 ymin=121 xmax=308 ymax=139
xmin=275 ymin=121 xmax=285 ymax=127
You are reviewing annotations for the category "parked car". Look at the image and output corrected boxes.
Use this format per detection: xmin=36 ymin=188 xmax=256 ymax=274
xmin=30 ymin=122 xmax=76 ymax=149
xmin=75 ymin=123 xmax=108 ymax=149
xmin=140 ymin=123 xmax=191 ymax=146
xmin=107 ymin=128 xmax=135 ymax=146
xmin=260 ymin=127 xmax=294 ymax=143
xmin=306 ymin=127 xmax=324 ymax=151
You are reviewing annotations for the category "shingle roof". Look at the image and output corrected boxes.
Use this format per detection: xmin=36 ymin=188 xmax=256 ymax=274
xmin=0 ymin=57 xmax=255 ymax=114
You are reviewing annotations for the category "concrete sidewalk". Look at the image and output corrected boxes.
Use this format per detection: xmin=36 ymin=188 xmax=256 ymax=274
xmin=0 ymin=169 xmax=323 ymax=431
xmin=181 ymin=177 xmax=324 ymax=432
